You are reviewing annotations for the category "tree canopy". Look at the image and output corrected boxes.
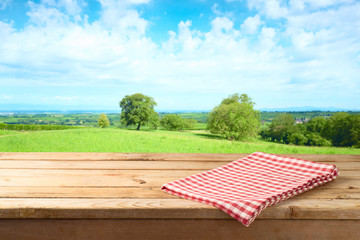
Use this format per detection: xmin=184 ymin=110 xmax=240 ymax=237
xmin=322 ymin=112 xmax=360 ymax=147
xmin=261 ymin=112 xmax=359 ymax=147
xmin=268 ymin=113 xmax=295 ymax=142
xmin=160 ymin=114 xmax=197 ymax=131
xmin=97 ymin=113 xmax=110 ymax=128
xmin=207 ymin=93 xmax=260 ymax=140
xmin=119 ymin=93 xmax=158 ymax=130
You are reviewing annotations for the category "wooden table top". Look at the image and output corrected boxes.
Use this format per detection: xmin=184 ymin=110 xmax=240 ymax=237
xmin=0 ymin=152 xmax=359 ymax=221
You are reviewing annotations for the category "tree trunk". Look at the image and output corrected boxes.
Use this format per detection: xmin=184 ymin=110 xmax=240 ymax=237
xmin=136 ymin=123 xmax=141 ymax=130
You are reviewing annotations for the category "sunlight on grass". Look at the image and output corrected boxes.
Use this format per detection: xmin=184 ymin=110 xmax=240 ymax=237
xmin=0 ymin=128 xmax=358 ymax=154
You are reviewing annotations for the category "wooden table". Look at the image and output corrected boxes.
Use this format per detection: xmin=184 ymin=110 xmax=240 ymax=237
xmin=0 ymin=152 xmax=359 ymax=240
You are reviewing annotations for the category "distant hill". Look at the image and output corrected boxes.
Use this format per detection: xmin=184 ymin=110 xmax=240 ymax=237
xmin=0 ymin=104 xmax=119 ymax=113
xmin=258 ymin=106 xmax=354 ymax=112
xmin=0 ymin=104 xmax=358 ymax=113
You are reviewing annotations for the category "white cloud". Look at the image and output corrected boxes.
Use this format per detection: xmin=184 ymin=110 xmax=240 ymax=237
xmin=98 ymin=0 xmax=149 ymax=37
xmin=291 ymin=29 xmax=314 ymax=48
xmin=177 ymin=20 xmax=202 ymax=52
xmin=241 ymin=14 xmax=262 ymax=34
xmin=211 ymin=3 xmax=233 ymax=18
xmin=210 ymin=17 xmax=234 ymax=35
xmin=127 ymin=0 xmax=150 ymax=4
xmin=0 ymin=0 xmax=359 ymax=109
xmin=248 ymin=0 xmax=288 ymax=19
xmin=259 ymin=27 xmax=276 ymax=50
xmin=288 ymin=0 xmax=305 ymax=12
xmin=0 ymin=0 xmax=11 ymax=10
xmin=302 ymin=0 xmax=354 ymax=9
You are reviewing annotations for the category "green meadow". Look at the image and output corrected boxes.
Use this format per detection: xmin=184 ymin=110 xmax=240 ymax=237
xmin=0 ymin=127 xmax=359 ymax=154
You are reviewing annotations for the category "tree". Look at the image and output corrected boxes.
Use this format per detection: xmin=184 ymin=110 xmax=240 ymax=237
xmin=322 ymin=113 xmax=360 ymax=147
xmin=306 ymin=116 xmax=327 ymax=133
xmin=268 ymin=113 xmax=295 ymax=142
xmin=98 ymin=113 xmax=110 ymax=128
xmin=287 ymin=132 xmax=307 ymax=145
xmin=148 ymin=112 xmax=160 ymax=130
xmin=182 ymin=119 xmax=197 ymax=130
xmin=207 ymin=93 xmax=260 ymax=140
xmin=160 ymin=114 xmax=197 ymax=131
xmin=119 ymin=93 xmax=157 ymax=130
xmin=305 ymin=133 xmax=331 ymax=147
xmin=160 ymin=114 xmax=184 ymax=130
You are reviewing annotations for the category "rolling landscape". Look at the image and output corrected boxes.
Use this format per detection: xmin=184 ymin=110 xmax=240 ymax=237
xmin=0 ymin=109 xmax=359 ymax=154
xmin=1 ymin=1 xmax=359 ymax=156
xmin=0 ymin=1 xmax=360 ymax=239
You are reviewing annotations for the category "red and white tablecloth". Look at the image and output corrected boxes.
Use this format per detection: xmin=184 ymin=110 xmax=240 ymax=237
xmin=161 ymin=152 xmax=339 ymax=226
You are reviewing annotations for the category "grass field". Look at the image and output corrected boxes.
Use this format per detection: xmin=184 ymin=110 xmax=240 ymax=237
xmin=0 ymin=128 xmax=359 ymax=154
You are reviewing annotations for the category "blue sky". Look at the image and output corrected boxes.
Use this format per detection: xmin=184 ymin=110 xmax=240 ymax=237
xmin=0 ymin=0 xmax=359 ymax=111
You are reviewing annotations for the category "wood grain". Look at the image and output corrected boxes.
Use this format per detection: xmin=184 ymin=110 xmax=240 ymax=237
xmin=0 ymin=160 xmax=230 ymax=170
xmin=0 ymin=198 xmax=358 ymax=220
xmin=0 ymin=153 xmax=358 ymax=222
xmin=0 ymin=186 xmax=358 ymax=199
xmin=0 ymin=152 xmax=359 ymax=239
xmin=0 ymin=152 xmax=359 ymax=162
xmin=0 ymin=160 xmax=358 ymax=170
xmin=0 ymin=219 xmax=359 ymax=240
xmin=0 ymin=169 xmax=357 ymax=187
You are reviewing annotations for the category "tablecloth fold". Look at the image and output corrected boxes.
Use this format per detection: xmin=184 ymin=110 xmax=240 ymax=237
xmin=161 ymin=152 xmax=339 ymax=226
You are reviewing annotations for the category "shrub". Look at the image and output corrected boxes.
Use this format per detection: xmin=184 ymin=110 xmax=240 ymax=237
xmin=306 ymin=116 xmax=327 ymax=133
xmin=306 ymin=133 xmax=332 ymax=147
xmin=148 ymin=112 xmax=160 ymax=130
xmin=322 ymin=113 xmax=360 ymax=147
xmin=160 ymin=114 xmax=185 ymax=130
xmin=160 ymin=114 xmax=197 ymax=131
xmin=267 ymin=113 xmax=295 ymax=142
xmin=0 ymin=123 xmax=76 ymax=131
xmin=287 ymin=132 xmax=308 ymax=146
xmin=182 ymin=119 xmax=197 ymax=130
xmin=98 ymin=113 xmax=110 ymax=128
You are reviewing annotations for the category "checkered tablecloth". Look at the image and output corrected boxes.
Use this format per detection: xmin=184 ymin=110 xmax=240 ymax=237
xmin=161 ymin=152 xmax=339 ymax=226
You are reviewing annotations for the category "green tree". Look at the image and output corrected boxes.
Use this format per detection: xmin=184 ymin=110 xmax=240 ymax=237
xmin=148 ymin=112 xmax=160 ymax=130
xmin=322 ymin=113 xmax=360 ymax=147
xmin=160 ymin=114 xmax=197 ymax=131
xmin=305 ymin=133 xmax=331 ymax=147
xmin=182 ymin=119 xmax=197 ymax=130
xmin=98 ymin=113 xmax=110 ymax=128
xmin=268 ymin=113 xmax=295 ymax=142
xmin=306 ymin=116 xmax=327 ymax=133
xmin=207 ymin=93 xmax=260 ymax=140
xmin=119 ymin=93 xmax=157 ymax=130
xmin=287 ymin=132 xmax=307 ymax=145
xmin=160 ymin=114 xmax=184 ymax=130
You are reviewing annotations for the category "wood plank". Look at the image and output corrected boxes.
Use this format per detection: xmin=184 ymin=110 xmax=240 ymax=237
xmin=0 ymin=176 xmax=175 ymax=187
xmin=0 ymin=169 xmax=204 ymax=177
xmin=0 ymin=170 xmax=353 ymax=187
xmin=0 ymin=152 xmax=250 ymax=161
xmin=0 ymin=186 xmax=359 ymax=199
xmin=317 ymin=178 xmax=360 ymax=189
xmin=0 ymin=152 xmax=359 ymax=162
xmin=0 ymin=160 xmax=231 ymax=170
xmin=0 ymin=187 xmax=173 ymax=199
xmin=0 ymin=160 xmax=358 ymax=170
xmin=0 ymin=173 xmax=353 ymax=188
xmin=0 ymin=198 xmax=358 ymax=220
xmin=292 ymin=188 xmax=360 ymax=199
xmin=0 ymin=219 xmax=359 ymax=240
xmin=0 ymin=169 xmax=357 ymax=177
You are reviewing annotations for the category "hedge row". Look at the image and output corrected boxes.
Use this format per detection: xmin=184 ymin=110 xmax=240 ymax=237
xmin=0 ymin=123 xmax=77 ymax=131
